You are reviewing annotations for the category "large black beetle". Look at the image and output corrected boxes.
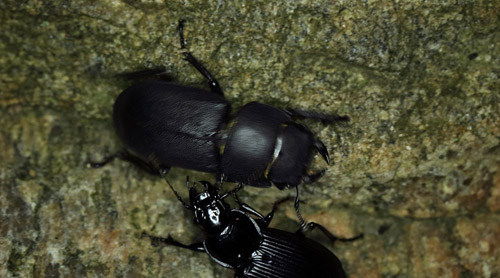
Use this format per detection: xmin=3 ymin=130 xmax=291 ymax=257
xmin=94 ymin=20 xmax=349 ymax=188
xmin=143 ymin=176 xmax=360 ymax=278
xmin=93 ymin=20 xmax=348 ymax=191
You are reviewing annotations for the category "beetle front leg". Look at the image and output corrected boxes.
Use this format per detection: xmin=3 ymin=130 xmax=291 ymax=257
xmin=178 ymin=20 xmax=224 ymax=96
xmin=141 ymin=232 xmax=205 ymax=252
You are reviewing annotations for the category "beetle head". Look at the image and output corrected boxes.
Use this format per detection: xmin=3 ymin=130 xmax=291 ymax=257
xmin=189 ymin=181 xmax=231 ymax=235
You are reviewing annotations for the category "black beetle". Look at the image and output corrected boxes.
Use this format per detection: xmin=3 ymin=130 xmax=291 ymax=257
xmin=143 ymin=176 xmax=361 ymax=278
xmin=92 ymin=20 xmax=348 ymax=194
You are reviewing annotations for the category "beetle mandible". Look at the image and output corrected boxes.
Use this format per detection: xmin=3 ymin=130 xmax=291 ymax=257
xmin=92 ymin=20 xmax=349 ymax=211
xmin=143 ymin=176 xmax=360 ymax=278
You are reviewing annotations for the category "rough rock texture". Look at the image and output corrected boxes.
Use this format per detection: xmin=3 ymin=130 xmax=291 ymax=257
xmin=1 ymin=1 xmax=499 ymax=277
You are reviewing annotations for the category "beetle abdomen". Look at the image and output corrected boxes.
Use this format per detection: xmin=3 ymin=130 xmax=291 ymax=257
xmin=113 ymin=81 xmax=230 ymax=172
xmin=241 ymin=228 xmax=345 ymax=278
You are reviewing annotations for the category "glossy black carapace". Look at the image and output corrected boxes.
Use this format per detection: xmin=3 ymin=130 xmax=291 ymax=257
xmin=92 ymin=20 xmax=349 ymax=190
xmin=143 ymin=178 xmax=359 ymax=278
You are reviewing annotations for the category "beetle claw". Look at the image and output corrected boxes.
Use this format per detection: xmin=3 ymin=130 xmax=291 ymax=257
xmin=303 ymin=169 xmax=326 ymax=184
xmin=315 ymin=140 xmax=330 ymax=164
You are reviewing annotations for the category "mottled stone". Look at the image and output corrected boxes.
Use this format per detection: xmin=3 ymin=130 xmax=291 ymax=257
xmin=1 ymin=0 xmax=499 ymax=277
xmin=454 ymin=214 xmax=500 ymax=278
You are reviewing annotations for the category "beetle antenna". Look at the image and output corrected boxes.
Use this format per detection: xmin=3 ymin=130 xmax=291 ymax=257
xmin=294 ymin=185 xmax=307 ymax=231
xmin=159 ymin=169 xmax=191 ymax=210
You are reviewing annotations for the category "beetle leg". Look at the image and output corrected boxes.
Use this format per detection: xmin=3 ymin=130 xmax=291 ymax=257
xmin=160 ymin=171 xmax=191 ymax=210
xmin=230 ymin=188 xmax=267 ymax=221
xmin=142 ymin=232 xmax=205 ymax=252
xmin=298 ymin=222 xmax=364 ymax=244
xmin=239 ymin=203 xmax=266 ymax=220
xmin=87 ymin=151 xmax=123 ymax=168
xmin=284 ymin=108 xmax=350 ymax=124
xmin=261 ymin=196 xmax=297 ymax=228
xmin=234 ymin=195 xmax=294 ymax=228
xmin=232 ymin=186 xmax=274 ymax=226
xmin=178 ymin=20 xmax=224 ymax=96
xmin=116 ymin=67 xmax=174 ymax=82
xmin=302 ymin=169 xmax=326 ymax=184
xmin=293 ymin=185 xmax=307 ymax=231
xmin=88 ymin=150 xmax=163 ymax=175
xmin=314 ymin=140 xmax=330 ymax=164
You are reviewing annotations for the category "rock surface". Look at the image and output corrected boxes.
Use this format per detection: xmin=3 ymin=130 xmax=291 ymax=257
xmin=1 ymin=1 xmax=499 ymax=277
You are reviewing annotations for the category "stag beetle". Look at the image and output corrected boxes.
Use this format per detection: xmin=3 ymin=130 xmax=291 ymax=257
xmin=143 ymin=174 xmax=361 ymax=278
xmin=92 ymin=20 xmax=348 ymax=197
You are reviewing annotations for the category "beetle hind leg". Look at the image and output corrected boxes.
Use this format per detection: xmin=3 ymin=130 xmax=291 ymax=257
xmin=116 ymin=67 xmax=174 ymax=82
xmin=178 ymin=20 xmax=224 ymax=96
xmin=88 ymin=150 xmax=166 ymax=175
xmin=314 ymin=140 xmax=330 ymax=164
xmin=284 ymin=108 xmax=350 ymax=124
xmin=87 ymin=151 xmax=123 ymax=169
xmin=141 ymin=232 xmax=205 ymax=252
xmin=298 ymin=222 xmax=364 ymax=244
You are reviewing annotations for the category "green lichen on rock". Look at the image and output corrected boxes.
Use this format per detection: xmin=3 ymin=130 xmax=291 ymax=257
xmin=1 ymin=0 xmax=499 ymax=277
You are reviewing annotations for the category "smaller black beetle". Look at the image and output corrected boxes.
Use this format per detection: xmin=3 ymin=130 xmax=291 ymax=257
xmin=143 ymin=175 xmax=361 ymax=278
xmin=92 ymin=20 xmax=349 ymax=191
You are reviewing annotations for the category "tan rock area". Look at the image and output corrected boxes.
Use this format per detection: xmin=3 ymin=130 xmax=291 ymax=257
xmin=1 ymin=1 xmax=499 ymax=277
